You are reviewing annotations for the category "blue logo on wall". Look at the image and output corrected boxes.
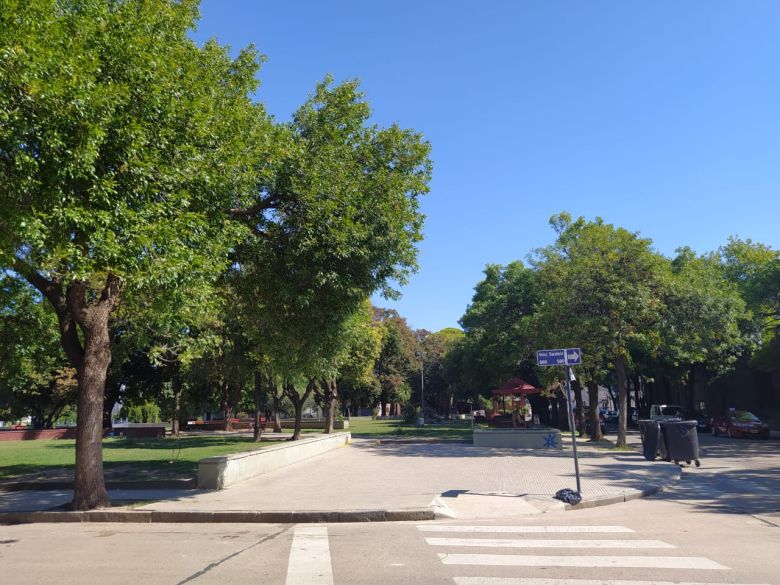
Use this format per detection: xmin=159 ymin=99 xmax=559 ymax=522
xmin=543 ymin=433 xmax=558 ymax=448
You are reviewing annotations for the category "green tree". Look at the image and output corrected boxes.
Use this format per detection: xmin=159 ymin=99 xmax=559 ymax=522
xmin=373 ymin=308 xmax=419 ymax=416
xmin=0 ymin=0 xmax=270 ymax=509
xmin=0 ymin=275 xmax=77 ymax=427
xmin=721 ymin=238 xmax=780 ymax=375
xmin=233 ymin=79 xmax=430 ymax=437
xmin=654 ymin=248 xmax=751 ymax=410
xmin=459 ymin=262 xmax=541 ymax=389
xmin=337 ymin=303 xmax=383 ymax=418
xmin=533 ymin=214 xmax=667 ymax=447
xmin=420 ymin=327 xmax=464 ymax=416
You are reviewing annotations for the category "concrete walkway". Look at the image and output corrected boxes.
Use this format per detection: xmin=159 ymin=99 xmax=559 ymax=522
xmin=0 ymin=433 xmax=681 ymax=521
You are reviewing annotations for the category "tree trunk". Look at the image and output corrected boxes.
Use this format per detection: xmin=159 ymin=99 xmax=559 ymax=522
xmin=253 ymin=371 xmax=263 ymax=442
xmin=284 ymin=381 xmax=315 ymax=441
xmin=690 ymin=363 xmax=706 ymax=412
xmin=615 ymin=354 xmax=629 ymax=448
xmin=270 ymin=380 xmax=283 ymax=433
xmin=323 ymin=379 xmax=337 ymax=434
xmin=171 ymin=367 xmax=183 ymax=437
xmin=16 ymin=270 xmax=121 ymax=510
xmin=73 ymin=331 xmax=110 ymax=509
xmin=291 ymin=395 xmax=303 ymax=440
xmin=587 ymin=380 xmax=603 ymax=440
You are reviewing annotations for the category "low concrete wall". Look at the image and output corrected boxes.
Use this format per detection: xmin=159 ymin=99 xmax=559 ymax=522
xmin=278 ymin=419 xmax=349 ymax=430
xmin=198 ymin=432 xmax=351 ymax=489
xmin=0 ymin=426 xmax=165 ymax=441
xmin=473 ymin=428 xmax=563 ymax=449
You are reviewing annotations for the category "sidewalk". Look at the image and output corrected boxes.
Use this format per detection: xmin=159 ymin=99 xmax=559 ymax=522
xmin=0 ymin=432 xmax=680 ymax=522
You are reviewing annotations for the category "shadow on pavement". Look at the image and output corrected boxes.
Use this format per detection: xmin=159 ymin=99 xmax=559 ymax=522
xmin=353 ymin=439 xmax=628 ymax=460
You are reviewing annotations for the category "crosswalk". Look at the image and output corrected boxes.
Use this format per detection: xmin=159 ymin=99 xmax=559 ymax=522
xmin=417 ymin=524 xmax=769 ymax=585
xmin=285 ymin=526 xmax=334 ymax=585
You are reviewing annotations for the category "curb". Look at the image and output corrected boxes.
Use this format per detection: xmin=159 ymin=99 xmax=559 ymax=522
xmin=563 ymin=485 xmax=664 ymax=511
xmin=0 ymin=507 xmax=435 ymax=525
xmin=352 ymin=436 xmax=471 ymax=444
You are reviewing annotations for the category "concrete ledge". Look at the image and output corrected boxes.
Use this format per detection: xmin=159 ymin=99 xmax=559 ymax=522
xmin=0 ymin=507 xmax=434 ymax=525
xmin=473 ymin=428 xmax=563 ymax=449
xmin=198 ymin=432 xmax=351 ymax=490
xmin=277 ymin=419 xmax=349 ymax=430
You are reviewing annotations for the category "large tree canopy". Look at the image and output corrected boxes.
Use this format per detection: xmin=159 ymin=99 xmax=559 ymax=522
xmin=0 ymin=0 xmax=271 ymax=509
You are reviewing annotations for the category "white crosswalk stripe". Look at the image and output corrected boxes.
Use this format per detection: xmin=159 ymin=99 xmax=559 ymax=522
xmin=285 ymin=526 xmax=334 ymax=585
xmin=418 ymin=525 xmax=635 ymax=534
xmin=417 ymin=524 xmax=749 ymax=583
xmin=455 ymin=577 xmax=769 ymax=585
xmin=438 ymin=553 xmax=728 ymax=569
xmin=425 ymin=537 xmax=674 ymax=549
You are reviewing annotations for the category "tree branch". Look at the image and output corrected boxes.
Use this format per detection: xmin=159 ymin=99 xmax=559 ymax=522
xmin=227 ymin=194 xmax=282 ymax=218
xmin=13 ymin=259 xmax=84 ymax=367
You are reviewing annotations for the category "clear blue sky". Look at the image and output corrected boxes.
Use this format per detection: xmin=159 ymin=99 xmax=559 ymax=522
xmin=193 ymin=0 xmax=780 ymax=332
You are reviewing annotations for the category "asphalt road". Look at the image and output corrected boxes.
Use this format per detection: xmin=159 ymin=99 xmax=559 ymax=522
xmin=1 ymin=433 xmax=778 ymax=585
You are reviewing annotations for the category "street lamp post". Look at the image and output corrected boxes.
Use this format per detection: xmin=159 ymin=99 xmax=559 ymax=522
xmin=416 ymin=351 xmax=424 ymax=426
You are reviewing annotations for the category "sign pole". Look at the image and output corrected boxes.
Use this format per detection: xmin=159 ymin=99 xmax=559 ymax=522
xmin=536 ymin=347 xmax=583 ymax=495
xmin=565 ymin=366 xmax=582 ymax=494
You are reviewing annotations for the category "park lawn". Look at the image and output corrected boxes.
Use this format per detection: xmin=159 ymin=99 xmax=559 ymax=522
xmin=346 ymin=416 xmax=473 ymax=439
xmin=0 ymin=435 xmax=273 ymax=481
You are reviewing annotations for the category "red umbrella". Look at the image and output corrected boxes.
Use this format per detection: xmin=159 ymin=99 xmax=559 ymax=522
xmin=491 ymin=378 xmax=540 ymax=396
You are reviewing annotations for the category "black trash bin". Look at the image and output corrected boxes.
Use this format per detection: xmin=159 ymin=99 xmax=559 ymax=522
xmin=659 ymin=420 xmax=701 ymax=467
xmin=638 ymin=420 xmax=661 ymax=461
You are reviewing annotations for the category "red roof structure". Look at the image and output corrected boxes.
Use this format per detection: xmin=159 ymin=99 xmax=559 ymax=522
xmin=491 ymin=378 xmax=540 ymax=396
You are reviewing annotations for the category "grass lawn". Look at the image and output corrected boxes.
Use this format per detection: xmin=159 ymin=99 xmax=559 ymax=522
xmin=0 ymin=435 xmax=273 ymax=481
xmin=346 ymin=416 xmax=473 ymax=439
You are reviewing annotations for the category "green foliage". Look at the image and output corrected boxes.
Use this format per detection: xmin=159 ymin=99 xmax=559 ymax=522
xmin=0 ymin=275 xmax=76 ymax=426
xmin=0 ymin=0 xmax=262 ymax=293
xmin=658 ymin=248 xmax=750 ymax=377
xmin=402 ymin=403 xmax=421 ymax=424
xmin=118 ymin=401 xmax=161 ymax=423
xmin=720 ymin=238 xmax=780 ymax=373
xmin=457 ymin=261 xmax=540 ymax=392
xmin=451 ymin=212 xmax=776 ymax=421
xmin=373 ymin=308 xmax=418 ymax=408
xmin=235 ymin=78 xmax=430 ymax=386
xmin=533 ymin=214 xmax=667 ymax=377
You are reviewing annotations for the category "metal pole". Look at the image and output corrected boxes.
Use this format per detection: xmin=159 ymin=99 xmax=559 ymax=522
xmin=566 ymin=366 xmax=582 ymax=493
xmin=420 ymin=363 xmax=424 ymax=425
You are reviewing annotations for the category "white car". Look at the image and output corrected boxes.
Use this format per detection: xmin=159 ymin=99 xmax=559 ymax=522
xmin=649 ymin=404 xmax=683 ymax=421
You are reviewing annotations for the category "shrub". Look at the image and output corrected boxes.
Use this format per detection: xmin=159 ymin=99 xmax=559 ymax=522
xmin=119 ymin=401 xmax=161 ymax=423
xmin=402 ymin=403 xmax=421 ymax=424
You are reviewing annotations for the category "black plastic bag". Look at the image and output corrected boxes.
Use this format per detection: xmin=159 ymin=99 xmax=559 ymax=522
xmin=554 ymin=488 xmax=582 ymax=505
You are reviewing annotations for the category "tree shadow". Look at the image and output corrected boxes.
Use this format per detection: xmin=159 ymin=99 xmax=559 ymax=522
xmin=353 ymin=439 xmax=636 ymax=460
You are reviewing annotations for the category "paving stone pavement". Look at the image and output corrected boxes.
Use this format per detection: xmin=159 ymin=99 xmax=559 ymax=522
xmin=133 ymin=436 xmax=680 ymax=518
xmin=0 ymin=434 xmax=681 ymax=520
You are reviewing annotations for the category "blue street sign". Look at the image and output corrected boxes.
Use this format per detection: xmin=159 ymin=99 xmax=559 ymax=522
xmin=565 ymin=348 xmax=582 ymax=365
xmin=536 ymin=348 xmax=582 ymax=366
xmin=536 ymin=349 xmax=566 ymax=366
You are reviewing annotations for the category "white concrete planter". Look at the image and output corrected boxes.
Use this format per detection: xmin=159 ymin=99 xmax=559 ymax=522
xmin=473 ymin=428 xmax=562 ymax=449
xmin=198 ymin=432 xmax=351 ymax=489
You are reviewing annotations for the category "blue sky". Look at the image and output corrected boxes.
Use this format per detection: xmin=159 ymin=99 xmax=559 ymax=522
xmin=193 ymin=0 xmax=780 ymax=332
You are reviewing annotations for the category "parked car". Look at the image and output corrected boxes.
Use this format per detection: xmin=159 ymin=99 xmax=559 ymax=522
xmin=683 ymin=410 xmax=711 ymax=432
xmin=711 ymin=410 xmax=770 ymax=439
xmin=649 ymin=404 xmax=683 ymax=421
xmin=579 ymin=407 xmax=606 ymax=436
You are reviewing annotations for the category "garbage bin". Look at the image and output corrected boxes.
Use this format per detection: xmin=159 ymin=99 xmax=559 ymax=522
xmin=659 ymin=420 xmax=701 ymax=467
xmin=638 ymin=420 xmax=661 ymax=461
